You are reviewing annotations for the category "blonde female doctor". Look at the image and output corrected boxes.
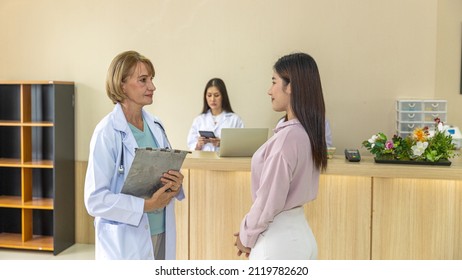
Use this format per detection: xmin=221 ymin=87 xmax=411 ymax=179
xmin=187 ymin=78 xmax=244 ymax=151
xmin=84 ymin=51 xmax=184 ymax=260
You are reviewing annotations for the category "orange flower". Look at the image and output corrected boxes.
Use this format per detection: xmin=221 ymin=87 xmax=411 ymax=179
xmin=412 ymin=127 xmax=427 ymax=142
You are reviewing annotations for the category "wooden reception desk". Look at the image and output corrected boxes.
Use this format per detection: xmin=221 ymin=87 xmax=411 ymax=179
xmin=75 ymin=151 xmax=462 ymax=260
xmin=176 ymin=151 xmax=462 ymax=260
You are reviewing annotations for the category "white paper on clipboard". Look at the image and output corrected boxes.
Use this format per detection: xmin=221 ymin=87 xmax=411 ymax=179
xmin=121 ymin=147 xmax=190 ymax=198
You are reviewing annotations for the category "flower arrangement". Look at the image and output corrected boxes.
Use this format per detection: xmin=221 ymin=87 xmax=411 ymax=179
xmin=362 ymin=118 xmax=457 ymax=163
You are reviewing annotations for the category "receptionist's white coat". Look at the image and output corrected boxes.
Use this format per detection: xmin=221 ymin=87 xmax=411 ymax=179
xmin=187 ymin=110 xmax=244 ymax=151
xmin=84 ymin=103 xmax=184 ymax=260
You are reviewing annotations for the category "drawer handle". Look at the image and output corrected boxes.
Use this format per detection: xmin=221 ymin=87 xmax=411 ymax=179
xmin=431 ymin=103 xmax=439 ymax=108
xmin=432 ymin=114 xmax=439 ymax=117
xmin=408 ymin=103 xmax=416 ymax=108
xmin=407 ymin=113 xmax=415 ymax=118
xmin=407 ymin=124 xmax=415 ymax=129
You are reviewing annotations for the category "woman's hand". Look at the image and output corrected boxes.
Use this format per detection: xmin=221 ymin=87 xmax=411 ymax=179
xmin=209 ymin=137 xmax=220 ymax=147
xmin=143 ymin=182 xmax=180 ymax=212
xmin=144 ymin=170 xmax=183 ymax=212
xmin=160 ymin=170 xmax=184 ymax=192
xmin=195 ymin=136 xmax=209 ymax=150
xmin=234 ymin=232 xmax=251 ymax=258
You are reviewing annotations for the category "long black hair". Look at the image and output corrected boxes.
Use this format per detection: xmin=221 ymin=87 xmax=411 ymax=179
xmin=201 ymin=78 xmax=235 ymax=114
xmin=274 ymin=53 xmax=327 ymax=171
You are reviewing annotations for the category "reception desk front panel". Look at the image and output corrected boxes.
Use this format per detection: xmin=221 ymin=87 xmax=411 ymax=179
xmin=75 ymin=151 xmax=462 ymax=259
xmin=181 ymin=151 xmax=462 ymax=260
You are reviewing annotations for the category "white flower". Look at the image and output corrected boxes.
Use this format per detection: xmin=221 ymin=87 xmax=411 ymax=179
xmin=368 ymin=134 xmax=379 ymax=144
xmin=411 ymin=141 xmax=428 ymax=157
xmin=368 ymin=135 xmax=379 ymax=148
xmin=436 ymin=122 xmax=452 ymax=136
xmin=437 ymin=122 xmax=444 ymax=132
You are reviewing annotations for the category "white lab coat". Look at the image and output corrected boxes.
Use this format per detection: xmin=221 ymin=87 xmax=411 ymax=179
xmin=84 ymin=103 xmax=184 ymax=260
xmin=187 ymin=110 xmax=244 ymax=151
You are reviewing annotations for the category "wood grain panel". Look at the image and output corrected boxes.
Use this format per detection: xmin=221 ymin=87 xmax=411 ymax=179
xmin=21 ymin=126 xmax=32 ymax=164
xmin=22 ymin=208 xmax=32 ymax=242
xmin=372 ymin=178 xmax=462 ymax=259
xmin=189 ymin=169 xmax=253 ymax=260
xmin=174 ymin=169 xmax=189 ymax=260
xmin=75 ymin=161 xmax=94 ymax=244
xmin=20 ymin=84 xmax=31 ymax=122
xmin=21 ymin=167 xmax=32 ymax=202
xmin=305 ymin=175 xmax=372 ymax=259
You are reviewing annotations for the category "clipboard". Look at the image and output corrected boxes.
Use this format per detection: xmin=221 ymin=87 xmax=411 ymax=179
xmin=121 ymin=147 xmax=190 ymax=198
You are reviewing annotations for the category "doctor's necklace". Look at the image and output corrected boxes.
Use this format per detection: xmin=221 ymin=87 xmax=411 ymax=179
xmin=212 ymin=112 xmax=223 ymax=125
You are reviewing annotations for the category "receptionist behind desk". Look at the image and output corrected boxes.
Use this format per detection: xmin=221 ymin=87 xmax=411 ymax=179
xmin=187 ymin=78 xmax=244 ymax=151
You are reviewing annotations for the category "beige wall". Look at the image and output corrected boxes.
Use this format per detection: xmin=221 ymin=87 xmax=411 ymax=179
xmin=436 ymin=0 xmax=462 ymax=129
xmin=0 ymin=0 xmax=459 ymax=161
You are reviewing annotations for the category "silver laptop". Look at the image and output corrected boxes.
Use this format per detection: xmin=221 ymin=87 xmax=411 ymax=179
xmin=218 ymin=128 xmax=269 ymax=157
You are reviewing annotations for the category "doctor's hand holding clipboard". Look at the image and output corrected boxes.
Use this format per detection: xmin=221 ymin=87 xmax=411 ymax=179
xmin=142 ymin=168 xmax=184 ymax=212
xmin=121 ymin=148 xmax=190 ymax=211
xmin=143 ymin=173 xmax=182 ymax=212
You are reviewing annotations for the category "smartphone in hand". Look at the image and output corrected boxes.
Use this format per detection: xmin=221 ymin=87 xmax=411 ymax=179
xmin=199 ymin=130 xmax=216 ymax=138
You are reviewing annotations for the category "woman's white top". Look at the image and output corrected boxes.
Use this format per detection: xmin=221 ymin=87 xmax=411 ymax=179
xmin=187 ymin=110 xmax=244 ymax=151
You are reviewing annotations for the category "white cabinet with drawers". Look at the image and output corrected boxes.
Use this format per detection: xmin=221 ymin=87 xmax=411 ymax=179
xmin=396 ymin=99 xmax=447 ymax=137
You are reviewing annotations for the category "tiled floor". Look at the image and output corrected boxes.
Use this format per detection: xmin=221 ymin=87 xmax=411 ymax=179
xmin=0 ymin=244 xmax=95 ymax=260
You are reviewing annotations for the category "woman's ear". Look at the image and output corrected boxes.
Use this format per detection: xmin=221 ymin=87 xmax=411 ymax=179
xmin=285 ymin=82 xmax=292 ymax=95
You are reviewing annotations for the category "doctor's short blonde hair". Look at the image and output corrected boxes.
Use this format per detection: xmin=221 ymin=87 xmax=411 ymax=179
xmin=106 ymin=50 xmax=155 ymax=104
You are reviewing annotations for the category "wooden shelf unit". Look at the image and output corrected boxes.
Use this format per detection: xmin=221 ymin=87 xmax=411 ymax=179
xmin=0 ymin=81 xmax=75 ymax=254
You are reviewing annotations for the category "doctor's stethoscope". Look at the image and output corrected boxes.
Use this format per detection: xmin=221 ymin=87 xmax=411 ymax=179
xmin=117 ymin=120 xmax=171 ymax=174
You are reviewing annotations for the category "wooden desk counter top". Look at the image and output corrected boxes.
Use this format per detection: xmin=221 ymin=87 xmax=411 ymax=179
xmin=183 ymin=151 xmax=251 ymax=171
xmin=183 ymin=151 xmax=462 ymax=180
